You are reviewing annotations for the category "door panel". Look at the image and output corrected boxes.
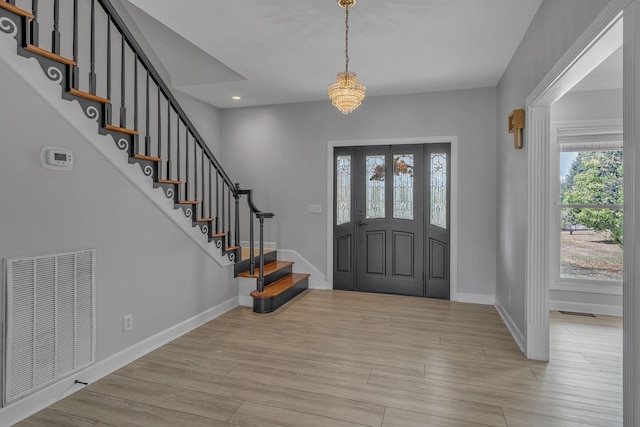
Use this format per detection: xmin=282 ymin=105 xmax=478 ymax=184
xmin=355 ymin=145 xmax=424 ymax=296
xmin=425 ymin=143 xmax=451 ymax=299
xmin=392 ymin=232 xmax=414 ymax=277
xmin=333 ymin=147 xmax=355 ymax=290
xmin=333 ymin=143 xmax=450 ymax=299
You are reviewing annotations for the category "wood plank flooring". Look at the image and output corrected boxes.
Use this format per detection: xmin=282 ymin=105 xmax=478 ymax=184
xmin=15 ymin=291 xmax=623 ymax=427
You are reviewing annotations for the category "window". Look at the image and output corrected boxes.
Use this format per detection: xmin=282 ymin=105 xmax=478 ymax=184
xmin=554 ymin=132 xmax=623 ymax=292
xmin=336 ymin=155 xmax=351 ymax=225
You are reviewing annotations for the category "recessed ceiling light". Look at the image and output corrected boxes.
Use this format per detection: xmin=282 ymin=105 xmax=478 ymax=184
xmin=231 ymin=96 xmax=241 ymax=100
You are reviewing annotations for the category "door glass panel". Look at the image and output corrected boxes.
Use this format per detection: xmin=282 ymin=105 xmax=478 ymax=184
xmin=336 ymin=155 xmax=351 ymax=225
xmin=430 ymin=153 xmax=447 ymax=229
xmin=366 ymin=155 xmax=385 ymax=219
xmin=393 ymin=154 xmax=414 ymax=220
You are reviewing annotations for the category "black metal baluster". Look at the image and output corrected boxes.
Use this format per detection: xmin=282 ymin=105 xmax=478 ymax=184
xmin=30 ymin=0 xmax=39 ymax=46
xmin=71 ymin=0 xmax=78 ymax=88
xmin=144 ymin=71 xmax=150 ymax=156
xmin=249 ymin=210 xmax=255 ymax=273
xmin=215 ymin=173 xmax=220 ymax=233
xmin=119 ymin=36 xmax=126 ymax=127
xmin=184 ymin=126 xmax=189 ymax=200
xmin=157 ymin=89 xmax=161 ymax=162
xmin=234 ymin=185 xmax=240 ymax=247
xmin=167 ymin=104 xmax=172 ymax=181
xmin=221 ymin=181 xmax=225 ymax=235
xmin=52 ymin=0 xmax=60 ymax=54
xmin=227 ymin=187 xmax=231 ymax=239
xmin=193 ymin=138 xmax=198 ymax=206
xmin=258 ymin=217 xmax=265 ymax=292
xmin=134 ymin=60 xmax=138 ymax=132
xmin=105 ymin=18 xmax=111 ymax=124
xmin=208 ymin=163 xmax=213 ymax=219
xmin=88 ymin=0 xmax=96 ymax=94
xmin=201 ymin=150 xmax=206 ymax=218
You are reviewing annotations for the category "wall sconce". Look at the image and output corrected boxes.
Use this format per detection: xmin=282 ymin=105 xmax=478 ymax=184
xmin=508 ymin=109 xmax=524 ymax=149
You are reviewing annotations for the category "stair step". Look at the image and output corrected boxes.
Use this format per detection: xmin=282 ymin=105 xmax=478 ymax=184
xmin=178 ymin=200 xmax=198 ymax=205
xmin=158 ymin=179 xmax=182 ymax=185
xmin=251 ymin=273 xmax=310 ymax=299
xmin=212 ymin=232 xmax=227 ymax=238
xmin=238 ymin=261 xmax=294 ymax=279
xmin=24 ymin=44 xmax=76 ymax=66
xmin=0 ymin=2 xmax=34 ymax=18
xmin=134 ymin=154 xmax=161 ymax=162
xmin=226 ymin=245 xmax=240 ymax=251
xmin=196 ymin=217 xmax=214 ymax=222
xmin=104 ymin=124 xmax=139 ymax=135
xmin=68 ymin=88 xmax=110 ymax=104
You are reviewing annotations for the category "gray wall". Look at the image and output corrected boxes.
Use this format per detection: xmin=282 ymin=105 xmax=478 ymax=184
xmin=220 ymin=88 xmax=498 ymax=297
xmin=0 ymin=54 xmax=234 ymax=362
xmin=496 ymin=0 xmax=611 ymax=332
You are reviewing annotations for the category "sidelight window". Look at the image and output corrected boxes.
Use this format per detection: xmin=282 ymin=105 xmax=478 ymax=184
xmin=430 ymin=153 xmax=447 ymax=229
xmin=336 ymin=155 xmax=352 ymax=225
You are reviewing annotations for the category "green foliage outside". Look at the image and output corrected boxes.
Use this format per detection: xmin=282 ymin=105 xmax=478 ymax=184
xmin=560 ymin=150 xmax=623 ymax=246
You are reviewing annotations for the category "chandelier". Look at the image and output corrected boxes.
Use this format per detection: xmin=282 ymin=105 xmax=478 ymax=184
xmin=328 ymin=0 xmax=366 ymax=114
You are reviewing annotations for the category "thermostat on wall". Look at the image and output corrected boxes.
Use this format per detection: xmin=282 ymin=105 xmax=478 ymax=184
xmin=41 ymin=146 xmax=73 ymax=171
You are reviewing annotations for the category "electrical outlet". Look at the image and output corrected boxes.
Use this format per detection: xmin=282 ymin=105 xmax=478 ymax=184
xmin=123 ymin=314 xmax=133 ymax=332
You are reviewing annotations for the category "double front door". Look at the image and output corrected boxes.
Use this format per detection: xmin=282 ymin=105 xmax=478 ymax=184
xmin=334 ymin=143 xmax=450 ymax=298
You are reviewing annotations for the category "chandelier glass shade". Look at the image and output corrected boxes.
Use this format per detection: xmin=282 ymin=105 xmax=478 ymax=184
xmin=328 ymin=71 xmax=366 ymax=114
xmin=328 ymin=0 xmax=365 ymax=114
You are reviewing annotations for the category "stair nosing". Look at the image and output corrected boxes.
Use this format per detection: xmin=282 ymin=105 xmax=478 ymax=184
xmin=68 ymin=88 xmax=110 ymax=104
xmin=250 ymin=273 xmax=310 ymax=299
xmin=104 ymin=124 xmax=139 ymax=136
xmin=134 ymin=154 xmax=161 ymax=162
xmin=25 ymin=44 xmax=76 ymax=66
xmin=0 ymin=2 xmax=34 ymax=18
xmin=238 ymin=260 xmax=294 ymax=279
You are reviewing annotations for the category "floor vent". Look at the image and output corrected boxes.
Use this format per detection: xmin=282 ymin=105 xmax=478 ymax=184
xmin=3 ymin=249 xmax=95 ymax=406
xmin=559 ymin=310 xmax=596 ymax=317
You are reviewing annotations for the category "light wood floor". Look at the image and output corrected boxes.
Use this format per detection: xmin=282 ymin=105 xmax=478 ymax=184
xmin=16 ymin=290 xmax=622 ymax=427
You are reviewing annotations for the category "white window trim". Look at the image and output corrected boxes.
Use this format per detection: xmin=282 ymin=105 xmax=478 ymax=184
xmin=549 ymin=119 xmax=623 ymax=295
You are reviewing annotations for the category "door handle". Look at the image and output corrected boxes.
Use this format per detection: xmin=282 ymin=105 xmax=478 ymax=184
xmin=357 ymin=221 xmax=368 ymax=227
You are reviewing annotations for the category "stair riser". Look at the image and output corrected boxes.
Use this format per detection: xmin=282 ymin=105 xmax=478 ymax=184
xmin=263 ymin=265 xmax=292 ymax=287
xmin=234 ymin=250 xmax=278 ymax=277
xmin=253 ymin=278 xmax=308 ymax=314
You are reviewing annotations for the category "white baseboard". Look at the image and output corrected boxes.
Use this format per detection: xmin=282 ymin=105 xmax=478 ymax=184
xmin=549 ymin=300 xmax=623 ymax=317
xmin=0 ymin=296 xmax=238 ymax=426
xmin=453 ymin=292 xmax=495 ymax=305
xmin=495 ymin=299 xmax=526 ymax=354
xmin=276 ymin=249 xmax=329 ymax=289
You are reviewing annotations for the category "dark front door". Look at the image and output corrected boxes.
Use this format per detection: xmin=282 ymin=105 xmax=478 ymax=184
xmin=333 ymin=143 xmax=450 ymax=298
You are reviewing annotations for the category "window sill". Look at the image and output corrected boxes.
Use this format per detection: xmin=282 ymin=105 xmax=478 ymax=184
xmin=551 ymin=281 xmax=623 ymax=295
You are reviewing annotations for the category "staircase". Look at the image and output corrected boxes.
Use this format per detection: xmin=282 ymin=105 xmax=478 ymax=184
xmin=0 ymin=0 xmax=308 ymax=313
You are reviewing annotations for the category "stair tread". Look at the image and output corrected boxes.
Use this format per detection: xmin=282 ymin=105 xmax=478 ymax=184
xmin=250 ymin=273 xmax=310 ymax=299
xmin=25 ymin=44 xmax=76 ymax=66
xmin=134 ymin=154 xmax=161 ymax=162
xmin=105 ymin=124 xmax=139 ymax=135
xmin=238 ymin=260 xmax=294 ymax=279
xmin=68 ymin=88 xmax=110 ymax=104
xmin=158 ymin=179 xmax=182 ymax=185
xmin=226 ymin=245 xmax=240 ymax=251
xmin=0 ymin=2 xmax=34 ymax=18
xmin=178 ymin=200 xmax=199 ymax=205
xmin=196 ymin=217 xmax=214 ymax=222
xmin=212 ymin=232 xmax=227 ymax=237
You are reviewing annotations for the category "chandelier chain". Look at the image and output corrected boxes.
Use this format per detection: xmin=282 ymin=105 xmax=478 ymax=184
xmin=345 ymin=6 xmax=349 ymax=73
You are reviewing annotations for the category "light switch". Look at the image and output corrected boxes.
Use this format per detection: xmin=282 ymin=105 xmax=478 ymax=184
xmin=308 ymin=204 xmax=322 ymax=214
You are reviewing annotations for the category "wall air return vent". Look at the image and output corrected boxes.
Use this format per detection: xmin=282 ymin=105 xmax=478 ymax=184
xmin=3 ymin=249 xmax=95 ymax=406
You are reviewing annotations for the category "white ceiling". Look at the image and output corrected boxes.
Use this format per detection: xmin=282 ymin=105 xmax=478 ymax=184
xmin=123 ymin=0 xmax=544 ymax=109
